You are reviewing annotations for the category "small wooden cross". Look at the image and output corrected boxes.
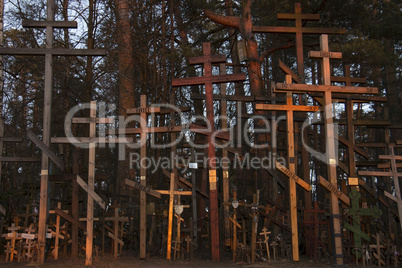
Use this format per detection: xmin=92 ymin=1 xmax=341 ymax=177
xmin=259 ymin=227 xmax=271 ymax=261
xmin=369 ymin=233 xmax=386 ymax=267
xmin=105 ymin=206 xmax=128 ymax=258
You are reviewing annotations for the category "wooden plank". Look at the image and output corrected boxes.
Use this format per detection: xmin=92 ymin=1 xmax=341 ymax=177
xmin=278 ymin=59 xmax=302 ymax=84
xmin=125 ymin=178 xmax=161 ymax=199
xmin=108 ymin=232 xmax=124 ymax=246
xmin=0 ymin=157 xmax=40 ymax=162
xmin=256 ymin=103 xmax=319 ymax=112
xmin=126 ymin=106 xmax=160 ymax=114
xmin=229 ymin=216 xmax=241 ymax=229
xmin=76 ymin=175 xmax=106 ymax=209
xmin=71 ymin=118 xmax=113 ymax=124
xmin=359 ymin=170 xmax=402 ymax=177
xmin=190 ymin=93 xmax=283 ymax=102
xmin=124 ymin=125 xmax=183 ymax=134
xmin=252 ymin=26 xmax=346 ymax=34
xmin=51 ymin=137 xmax=132 ymax=143
xmin=0 ymin=48 xmax=106 ymax=56
xmin=172 ymin=73 xmax=246 ymax=87
xmin=309 ymin=50 xmax=342 ymax=59
xmin=189 ymin=54 xmax=226 ymax=64
xmin=308 ymin=92 xmax=387 ymax=102
xmin=275 ymin=161 xmax=311 ymax=191
xmin=384 ymin=191 xmax=399 ymax=203
xmin=0 ymin=137 xmax=23 ymax=142
xmin=318 ymin=176 xmax=350 ymax=206
xmin=336 ymin=136 xmax=369 ymax=158
xmin=379 ymin=154 xmax=402 ymax=160
xmin=275 ymin=82 xmax=378 ymax=94
xmin=139 ymin=95 xmax=147 ymax=259
xmin=22 ymin=20 xmax=77 ymax=28
xmin=166 ymin=173 xmax=175 ymax=260
xmin=27 ymin=129 xmax=64 ymax=170
xmin=54 ymin=207 xmax=86 ymax=231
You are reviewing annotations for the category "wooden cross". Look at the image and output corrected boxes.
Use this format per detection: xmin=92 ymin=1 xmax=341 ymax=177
xmin=174 ymin=213 xmax=184 ymax=260
xmin=172 ymin=42 xmax=245 ymax=262
xmin=344 ymin=189 xmax=381 ymax=258
xmin=229 ymin=190 xmax=241 ymax=262
xmin=50 ymin=202 xmax=65 ymax=260
xmin=124 ymin=94 xmax=186 ymax=259
xmin=2 ymin=223 xmax=22 ymax=262
xmin=259 ymin=227 xmax=271 ymax=261
xmin=105 ymin=206 xmax=128 ymax=258
xmin=253 ymin=2 xmax=345 ymax=78
xmin=51 ymin=101 xmax=130 ymax=266
xmin=303 ymin=201 xmax=329 ymax=261
xmin=256 ymin=74 xmax=315 ymax=261
xmin=358 ymin=145 xmax=402 ymax=230
xmin=0 ymin=1 xmax=106 ymax=263
xmin=275 ymin=34 xmax=378 ymax=266
xmin=21 ymin=224 xmax=36 ymax=261
xmin=369 ymin=233 xmax=386 ymax=267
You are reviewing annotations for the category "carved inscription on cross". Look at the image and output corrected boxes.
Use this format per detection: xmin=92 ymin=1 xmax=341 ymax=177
xmin=172 ymin=42 xmax=245 ymax=262
xmin=0 ymin=1 xmax=106 ymax=263
xmin=253 ymin=2 xmax=346 ymax=78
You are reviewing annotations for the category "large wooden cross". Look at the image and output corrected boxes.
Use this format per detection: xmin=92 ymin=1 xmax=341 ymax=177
xmin=275 ymin=34 xmax=378 ymax=266
xmin=256 ymin=75 xmax=315 ymax=261
xmin=359 ymin=145 xmax=402 ymax=230
xmin=172 ymin=42 xmax=245 ymax=261
xmin=253 ymin=2 xmax=345 ymax=78
xmin=0 ymin=1 xmax=106 ymax=263
xmin=51 ymin=101 xmax=130 ymax=266
xmin=124 ymin=94 xmax=187 ymax=259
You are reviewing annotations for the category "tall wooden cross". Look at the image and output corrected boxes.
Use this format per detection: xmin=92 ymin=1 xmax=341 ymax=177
xmin=172 ymin=42 xmax=245 ymax=261
xmin=124 ymin=94 xmax=187 ymax=259
xmin=359 ymin=145 xmax=402 ymax=230
xmin=275 ymin=34 xmax=378 ymax=266
xmin=256 ymin=75 xmax=315 ymax=261
xmin=253 ymin=2 xmax=345 ymax=78
xmin=0 ymin=1 xmax=106 ymax=263
xmin=51 ymin=101 xmax=130 ymax=266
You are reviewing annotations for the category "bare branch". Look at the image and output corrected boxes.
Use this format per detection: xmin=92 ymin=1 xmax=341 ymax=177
xmin=204 ymin=9 xmax=241 ymax=29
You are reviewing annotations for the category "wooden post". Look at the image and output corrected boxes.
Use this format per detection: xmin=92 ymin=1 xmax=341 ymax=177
xmin=167 ymin=173 xmax=175 ymax=260
xmin=139 ymin=95 xmax=147 ymax=259
xmin=104 ymin=207 xmax=128 ymax=258
xmin=220 ymin=63 xmax=231 ymax=247
xmin=251 ymin=193 xmax=257 ymax=263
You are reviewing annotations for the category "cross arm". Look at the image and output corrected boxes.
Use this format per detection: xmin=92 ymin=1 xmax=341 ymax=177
xmin=256 ymin=103 xmax=319 ymax=112
xmin=22 ymin=20 xmax=77 ymax=28
xmin=189 ymin=55 xmax=226 ymax=65
xmin=275 ymin=83 xmax=378 ymax=94
xmin=0 ymin=48 xmax=106 ymax=56
xmin=252 ymin=26 xmax=346 ymax=34
xmin=172 ymin=73 xmax=246 ymax=87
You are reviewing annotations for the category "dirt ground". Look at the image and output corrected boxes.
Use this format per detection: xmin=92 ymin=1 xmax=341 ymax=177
xmin=0 ymin=252 xmax=340 ymax=268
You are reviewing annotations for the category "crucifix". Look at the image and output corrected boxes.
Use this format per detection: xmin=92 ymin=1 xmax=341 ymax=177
xmin=275 ymin=34 xmax=378 ymax=266
xmin=172 ymin=42 xmax=245 ymax=261
xmin=2 ymin=223 xmax=23 ymax=262
xmin=256 ymin=74 xmax=316 ymax=261
xmin=104 ymin=206 xmax=128 ymax=258
xmin=253 ymin=2 xmax=345 ymax=79
xmin=344 ymin=189 xmax=381 ymax=259
xmin=359 ymin=145 xmax=402 ymax=230
xmin=51 ymin=101 xmax=130 ymax=266
xmin=0 ymin=1 xmax=106 ymax=263
xmin=21 ymin=224 xmax=36 ymax=262
xmin=49 ymin=202 xmax=66 ymax=260
xmin=259 ymin=227 xmax=271 ymax=261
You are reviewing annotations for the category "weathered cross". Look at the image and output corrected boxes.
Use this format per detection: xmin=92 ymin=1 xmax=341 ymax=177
xmin=343 ymin=189 xmax=381 ymax=258
xmin=124 ymin=94 xmax=188 ymax=259
xmin=0 ymin=1 xmax=106 ymax=263
xmin=172 ymin=42 xmax=245 ymax=261
xmin=105 ymin=206 xmax=128 ymax=258
xmin=275 ymin=34 xmax=378 ymax=266
xmin=253 ymin=2 xmax=346 ymax=78
xmin=359 ymin=145 xmax=402 ymax=230
xmin=259 ymin=227 xmax=271 ymax=261
xmin=256 ymin=74 xmax=315 ymax=261
xmin=51 ymin=101 xmax=130 ymax=266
